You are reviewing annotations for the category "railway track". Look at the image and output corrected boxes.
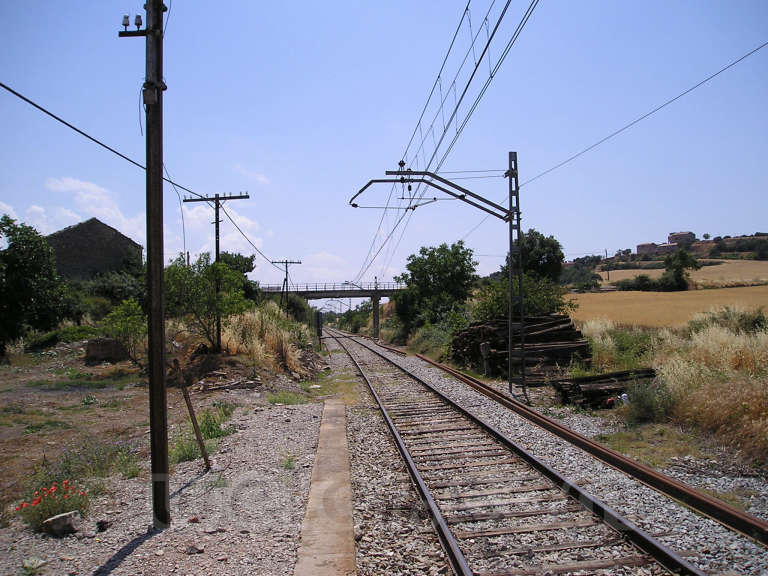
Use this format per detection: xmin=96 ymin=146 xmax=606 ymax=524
xmin=326 ymin=328 xmax=703 ymax=576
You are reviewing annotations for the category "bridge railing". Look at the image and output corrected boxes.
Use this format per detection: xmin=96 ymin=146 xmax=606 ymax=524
xmin=260 ymin=282 xmax=406 ymax=293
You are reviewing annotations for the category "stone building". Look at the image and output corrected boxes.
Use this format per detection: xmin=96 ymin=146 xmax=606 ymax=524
xmin=47 ymin=218 xmax=142 ymax=279
xmin=668 ymin=231 xmax=696 ymax=245
xmin=636 ymin=243 xmax=658 ymax=256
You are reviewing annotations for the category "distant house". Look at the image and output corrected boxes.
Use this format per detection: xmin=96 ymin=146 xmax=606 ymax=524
xmin=636 ymin=243 xmax=657 ymax=256
xmin=655 ymin=243 xmax=679 ymax=255
xmin=668 ymin=231 xmax=696 ymax=245
xmin=47 ymin=218 xmax=142 ymax=279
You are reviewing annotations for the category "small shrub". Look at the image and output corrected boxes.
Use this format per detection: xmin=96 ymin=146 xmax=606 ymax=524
xmin=24 ymin=420 xmax=71 ymax=435
xmin=689 ymin=305 xmax=767 ymax=335
xmin=16 ymin=480 xmax=89 ymax=532
xmin=169 ymin=433 xmax=217 ymax=464
xmin=281 ymin=453 xmax=297 ymax=470
xmin=81 ymin=395 xmax=97 ymax=406
xmin=624 ymin=379 xmax=673 ymax=424
xmin=266 ymin=391 xmax=307 ymax=405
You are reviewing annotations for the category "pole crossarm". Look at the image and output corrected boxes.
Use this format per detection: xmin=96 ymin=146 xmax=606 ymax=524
xmin=350 ymin=154 xmax=528 ymax=404
xmin=350 ymin=175 xmax=508 ymax=221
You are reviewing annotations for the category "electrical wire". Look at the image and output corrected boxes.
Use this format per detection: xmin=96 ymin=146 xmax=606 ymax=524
xmin=353 ymin=2 xmax=473 ymax=283
xmin=521 ymin=38 xmax=768 ymax=187
xmin=220 ymin=205 xmax=283 ymax=272
xmin=460 ymin=38 xmax=768 ymax=241
xmin=163 ymin=163 xmax=186 ymax=257
xmin=380 ymin=0 xmax=538 ymax=274
xmin=0 ymin=81 xmax=286 ymax=277
xmin=0 ymin=81 xmax=207 ymax=202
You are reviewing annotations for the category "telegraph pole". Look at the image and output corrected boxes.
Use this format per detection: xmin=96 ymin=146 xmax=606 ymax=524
xmin=120 ymin=0 xmax=170 ymax=530
xmin=271 ymin=260 xmax=302 ymax=309
xmin=183 ymin=193 xmax=249 ymax=351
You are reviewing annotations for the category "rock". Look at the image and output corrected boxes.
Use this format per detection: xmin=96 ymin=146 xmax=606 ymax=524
xmin=96 ymin=519 xmax=111 ymax=532
xmin=42 ymin=511 xmax=80 ymax=536
xmin=85 ymin=338 xmax=129 ymax=364
xmin=185 ymin=543 xmax=205 ymax=555
xmin=187 ymin=516 xmax=200 ymax=523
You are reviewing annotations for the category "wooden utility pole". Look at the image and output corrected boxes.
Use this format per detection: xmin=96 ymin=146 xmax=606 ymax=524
xmin=120 ymin=0 xmax=170 ymax=529
xmin=271 ymin=260 xmax=302 ymax=309
xmin=183 ymin=193 xmax=249 ymax=351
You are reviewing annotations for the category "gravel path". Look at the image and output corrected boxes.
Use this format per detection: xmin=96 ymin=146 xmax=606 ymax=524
xmin=370 ymin=345 xmax=768 ymax=575
xmin=1 ymin=390 xmax=322 ymax=576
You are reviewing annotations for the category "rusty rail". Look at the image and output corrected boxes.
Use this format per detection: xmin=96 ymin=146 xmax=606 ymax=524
xmin=412 ymin=352 xmax=768 ymax=547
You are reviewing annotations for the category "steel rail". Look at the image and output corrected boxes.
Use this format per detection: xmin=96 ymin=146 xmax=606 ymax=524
xmin=325 ymin=329 xmax=473 ymax=576
xmin=410 ymin=352 xmax=768 ymax=547
xmin=331 ymin=329 xmax=704 ymax=576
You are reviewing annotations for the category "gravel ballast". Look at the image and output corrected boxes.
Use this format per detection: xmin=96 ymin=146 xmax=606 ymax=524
xmin=324 ymin=337 xmax=450 ymax=575
xmin=374 ymin=346 xmax=768 ymax=575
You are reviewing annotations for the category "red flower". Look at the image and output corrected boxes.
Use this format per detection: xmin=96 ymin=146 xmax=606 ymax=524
xmin=79 ymin=491 xmax=86 ymax=496
xmin=64 ymin=494 xmax=70 ymax=499
xmin=21 ymin=503 xmax=28 ymax=508
xmin=14 ymin=506 xmax=20 ymax=511
xmin=32 ymin=497 xmax=41 ymax=506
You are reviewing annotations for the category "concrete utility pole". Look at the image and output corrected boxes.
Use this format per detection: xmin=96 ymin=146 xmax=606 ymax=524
xmin=271 ymin=260 xmax=302 ymax=309
xmin=507 ymin=152 xmax=528 ymax=403
xmin=183 ymin=192 xmax=249 ymax=352
xmin=120 ymin=0 xmax=170 ymax=530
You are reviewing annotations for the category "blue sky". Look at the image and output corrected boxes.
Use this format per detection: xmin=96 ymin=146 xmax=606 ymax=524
xmin=2 ymin=1 xmax=766 ymax=291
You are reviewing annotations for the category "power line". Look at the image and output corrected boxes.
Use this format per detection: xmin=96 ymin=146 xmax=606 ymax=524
xmin=521 ymin=39 xmax=768 ymax=187
xmin=220 ymin=205 xmax=283 ymax=272
xmin=382 ymin=0 xmax=539 ymax=272
xmin=369 ymin=1 xmax=515 ymax=279
xmin=353 ymin=3 xmax=473 ymax=283
xmin=0 ymin=81 xmax=205 ymax=201
xmin=460 ymin=38 xmax=768 ymax=241
xmin=0 ymin=80 xmax=283 ymax=274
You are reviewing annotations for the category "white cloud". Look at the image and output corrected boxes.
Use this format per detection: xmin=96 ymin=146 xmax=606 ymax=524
xmin=233 ymin=164 xmax=270 ymax=185
xmin=25 ymin=205 xmax=49 ymax=233
xmin=45 ymin=177 xmax=145 ymax=245
xmin=0 ymin=201 xmax=17 ymax=219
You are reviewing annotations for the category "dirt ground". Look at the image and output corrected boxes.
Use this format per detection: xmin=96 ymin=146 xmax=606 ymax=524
xmin=0 ymin=340 xmax=303 ymax=517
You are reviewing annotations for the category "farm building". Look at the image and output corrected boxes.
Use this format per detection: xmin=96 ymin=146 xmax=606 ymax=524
xmin=47 ymin=217 xmax=142 ymax=279
xmin=636 ymin=242 xmax=658 ymax=256
xmin=668 ymin=231 xmax=696 ymax=245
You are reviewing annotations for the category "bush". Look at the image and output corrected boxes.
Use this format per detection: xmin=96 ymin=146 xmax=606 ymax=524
xmin=25 ymin=438 xmax=139 ymax=493
xmin=16 ymin=480 xmax=89 ymax=532
xmin=198 ymin=402 xmax=237 ymax=439
xmin=688 ymin=305 xmax=766 ymax=335
xmin=470 ymin=274 xmax=574 ymax=324
xmin=624 ymin=379 xmax=673 ymax=424
xmin=409 ymin=323 xmax=453 ymax=358
xmin=170 ymin=434 xmax=217 ymax=464
xmin=101 ymin=299 xmax=146 ymax=364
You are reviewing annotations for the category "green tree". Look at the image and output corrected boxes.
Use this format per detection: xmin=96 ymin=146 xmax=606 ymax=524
xmin=101 ymin=299 xmax=146 ymax=365
xmin=660 ymin=249 xmax=701 ymax=290
xmin=165 ymin=253 xmax=250 ymax=348
xmin=393 ymin=241 xmax=477 ymax=338
xmin=470 ymin=274 xmax=574 ymax=323
xmin=503 ymin=228 xmax=564 ymax=282
xmin=0 ymin=215 xmax=63 ymax=353
xmin=219 ymin=251 xmax=260 ymax=301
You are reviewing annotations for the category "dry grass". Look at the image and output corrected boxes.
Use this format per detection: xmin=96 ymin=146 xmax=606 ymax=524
xmin=599 ymin=259 xmax=768 ymax=287
xmin=568 ymin=285 xmax=768 ymax=327
xmin=580 ymin=308 xmax=768 ymax=462
xmin=223 ymin=302 xmax=308 ymax=375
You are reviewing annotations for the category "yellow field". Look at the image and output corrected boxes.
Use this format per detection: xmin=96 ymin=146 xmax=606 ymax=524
xmin=568 ymin=285 xmax=768 ymax=327
xmin=599 ymin=260 xmax=768 ymax=287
